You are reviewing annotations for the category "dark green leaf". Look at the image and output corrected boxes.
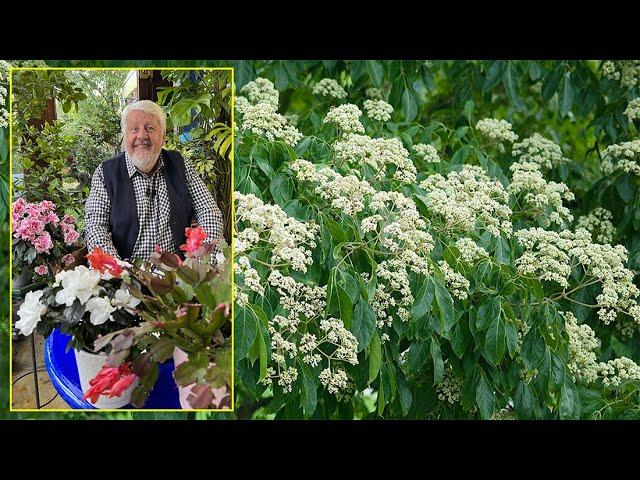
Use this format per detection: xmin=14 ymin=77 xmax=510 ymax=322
xmin=368 ymin=332 xmax=382 ymax=383
xmin=366 ymin=60 xmax=384 ymax=88
xmin=431 ymin=338 xmax=444 ymax=385
xmin=352 ymin=299 xmax=377 ymax=351
xmin=484 ymin=316 xmax=506 ymax=366
xmin=407 ymin=341 xmax=429 ymax=372
xmin=432 ymin=277 xmax=454 ymax=337
xmin=475 ymin=374 xmax=495 ymax=420
xmin=300 ymin=362 xmax=318 ymax=418
xmin=402 ymin=88 xmax=418 ymax=122
xmin=558 ymin=72 xmax=574 ymax=116
xmin=235 ymin=307 xmax=258 ymax=359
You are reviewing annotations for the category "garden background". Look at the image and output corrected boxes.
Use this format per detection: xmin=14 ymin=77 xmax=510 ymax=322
xmin=2 ymin=60 xmax=640 ymax=419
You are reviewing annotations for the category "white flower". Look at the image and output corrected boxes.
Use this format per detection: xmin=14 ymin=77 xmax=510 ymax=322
xmin=54 ymin=265 xmax=102 ymax=306
xmin=363 ymin=99 xmax=393 ymax=122
xmin=240 ymin=77 xmax=279 ymax=108
xmin=476 ymin=118 xmax=518 ymax=143
xmin=16 ymin=290 xmax=47 ymax=336
xmin=324 ymin=104 xmax=365 ymax=134
xmin=113 ymin=288 xmax=142 ymax=311
xmin=414 ymin=143 xmax=441 ymax=163
xmin=312 ymin=78 xmax=347 ymax=99
xmin=512 ymin=133 xmax=565 ymax=170
xmin=85 ymin=296 xmax=116 ymax=326
xmin=624 ymin=98 xmax=640 ymax=123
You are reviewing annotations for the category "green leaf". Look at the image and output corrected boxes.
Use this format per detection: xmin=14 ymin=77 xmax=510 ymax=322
xmin=300 ymin=362 xmax=318 ymax=419
xmin=402 ymin=88 xmax=418 ymax=122
xmin=559 ymin=382 xmax=580 ymax=420
xmin=542 ymin=65 xmax=563 ymax=102
xmin=432 ymin=277 xmax=454 ymax=337
xmin=352 ymin=299 xmax=377 ymax=351
xmin=368 ymin=332 xmax=382 ymax=383
xmin=505 ymin=320 xmax=518 ymax=358
xmin=484 ymin=316 xmax=506 ymax=366
xmin=558 ymin=72 xmax=574 ymax=116
xmin=476 ymin=297 xmax=501 ymax=331
xmin=450 ymin=320 xmax=470 ymax=359
xmin=407 ymin=341 xmax=429 ymax=373
xmin=521 ymin=331 xmax=545 ymax=370
xmin=502 ymin=62 xmax=519 ymax=105
xmin=254 ymin=155 xmax=274 ymax=180
xmin=235 ymin=308 xmax=258 ymax=359
xmin=463 ymin=100 xmax=474 ymax=121
xmin=366 ymin=60 xmax=384 ymax=88
xmin=410 ymin=275 xmax=434 ymax=322
xmin=615 ymin=173 xmax=636 ymax=203
xmin=475 ymin=374 xmax=495 ymax=419
xmin=336 ymin=284 xmax=353 ymax=330
xmin=482 ymin=61 xmax=505 ymax=93
xmin=255 ymin=320 xmax=268 ymax=382
xmin=514 ymin=381 xmax=534 ymax=418
xmin=431 ymin=338 xmax=444 ymax=385
xmin=398 ymin=374 xmax=412 ymax=417
xmin=269 ymin=173 xmax=293 ymax=206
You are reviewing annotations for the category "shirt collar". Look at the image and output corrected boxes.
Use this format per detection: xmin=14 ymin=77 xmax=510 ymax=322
xmin=124 ymin=151 xmax=165 ymax=178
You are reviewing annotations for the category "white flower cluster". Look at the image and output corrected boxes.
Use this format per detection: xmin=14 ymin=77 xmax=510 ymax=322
xmin=420 ymin=165 xmax=513 ymax=237
xmin=508 ymin=161 xmax=575 ymax=227
xmin=414 ymin=143 xmax=441 ymax=163
xmin=601 ymin=140 xmax=640 ymax=177
xmin=601 ymin=60 xmax=640 ymax=88
xmin=240 ymin=103 xmax=303 ymax=146
xmin=234 ymin=255 xmax=265 ymax=306
xmin=319 ymin=367 xmax=352 ymax=395
xmin=455 ymin=237 xmax=488 ymax=264
xmin=436 ymin=370 xmax=462 ymax=404
xmin=511 ymin=133 xmax=565 ymax=170
xmin=564 ymin=311 xmax=640 ymax=388
xmin=240 ymin=77 xmax=279 ymax=109
xmin=576 ymin=208 xmax=615 ymax=244
xmin=234 ymin=96 xmax=252 ymax=115
xmin=438 ymin=260 xmax=470 ymax=300
xmin=315 ymin=167 xmax=377 ymax=215
xmin=312 ymin=78 xmax=347 ymax=99
xmin=261 ymin=272 xmax=359 ymax=396
xmin=564 ymin=311 xmax=601 ymax=383
xmin=515 ymin=228 xmax=573 ymax=286
xmin=333 ymin=133 xmax=417 ymax=183
xmin=285 ymin=113 xmax=299 ymax=126
xmin=476 ymin=118 xmax=518 ymax=144
xmin=624 ymin=97 xmax=640 ymax=123
xmin=235 ymin=192 xmax=318 ymax=273
xmin=367 ymin=190 xmax=435 ymax=275
xmin=373 ymin=259 xmax=414 ymax=329
xmin=363 ymin=99 xmax=393 ymax=122
xmin=516 ymin=228 xmax=640 ymax=325
xmin=324 ymin=104 xmax=365 ymax=134
xmin=15 ymin=290 xmax=47 ymax=336
xmin=0 ymin=60 xmax=9 ymax=128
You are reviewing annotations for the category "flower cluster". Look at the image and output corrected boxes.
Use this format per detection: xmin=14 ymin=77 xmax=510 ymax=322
xmin=420 ymin=165 xmax=513 ymax=237
xmin=363 ymin=99 xmax=393 ymax=122
xmin=564 ymin=311 xmax=640 ymax=388
xmin=508 ymin=161 xmax=574 ymax=227
xmin=436 ymin=369 xmax=462 ymax=405
xmin=601 ymin=140 xmax=640 ymax=177
xmin=517 ymin=228 xmax=640 ymax=325
xmin=239 ymin=103 xmax=302 ymax=146
xmin=0 ymin=60 xmax=9 ymax=128
xmin=312 ymin=78 xmax=347 ymax=99
xmin=12 ymin=198 xmax=81 ymax=279
xmin=601 ymin=60 xmax=640 ymax=88
xmin=239 ymin=77 xmax=279 ymax=109
xmin=414 ymin=143 xmax=441 ymax=163
xmin=324 ymin=103 xmax=365 ymax=134
xmin=333 ymin=133 xmax=417 ymax=183
xmin=455 ymin=237 xmax=488 ymax=264
xmin=624 ymin=97 xmax=640 ymax=123
xmin=511 ymin=133 xmax=566 ymax=170
xmin=82 ymin=362 xmax=137 ymax=404
xmin=476 ymin=118 xmax=518 ymax=144
xmin=234 ymin=192 xmax=318 ymax=273
xmin=439 ymin=260 xmax=470 ymax=300
xmin=576 ymin=208 xmax=615 ymax=244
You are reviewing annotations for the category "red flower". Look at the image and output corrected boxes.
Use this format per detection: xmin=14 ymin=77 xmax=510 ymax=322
xmin=82 ymin=362 xmax=136 ymax=404
xmin=179 ymin=226 xmax=208 ymax=254
xmin=87 ymin=247 xmax=124 ymax=277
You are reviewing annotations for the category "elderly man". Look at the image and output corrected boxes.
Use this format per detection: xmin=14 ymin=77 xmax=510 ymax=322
xmin=84 ymin=100 xmax=223 ymax=260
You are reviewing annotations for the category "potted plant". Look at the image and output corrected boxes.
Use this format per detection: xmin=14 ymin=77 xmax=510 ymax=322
xmin=93 ymin=227 xmax=232 ymax=409
xmin=14 ymin=247 xmax=143 ymax=408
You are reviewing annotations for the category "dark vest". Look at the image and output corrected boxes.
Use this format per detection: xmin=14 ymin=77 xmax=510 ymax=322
xmin=101 ymin=149 xmax=193 ymax=260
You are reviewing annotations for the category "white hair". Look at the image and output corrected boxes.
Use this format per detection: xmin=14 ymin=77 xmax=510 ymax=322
xmin=121 ymin=100 xmax=166 ymax=135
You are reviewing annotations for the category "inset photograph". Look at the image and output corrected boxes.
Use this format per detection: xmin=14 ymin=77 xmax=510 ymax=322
xmin=10 ymin=67 xmax=233 ymax=411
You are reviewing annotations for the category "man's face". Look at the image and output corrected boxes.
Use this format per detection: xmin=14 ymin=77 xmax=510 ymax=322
xmin=124 ymin=109 xmax=165 ymax=173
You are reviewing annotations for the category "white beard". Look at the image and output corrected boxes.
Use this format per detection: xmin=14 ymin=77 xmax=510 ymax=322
xmin=129 ymin=148 xmax=159 ymax=173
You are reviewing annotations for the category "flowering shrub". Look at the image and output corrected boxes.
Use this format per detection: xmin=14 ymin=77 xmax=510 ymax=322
xmin=12 ymin=198 xmax=83 ymax=282
xmin=233 ymin=61 xmax=640 ymax=420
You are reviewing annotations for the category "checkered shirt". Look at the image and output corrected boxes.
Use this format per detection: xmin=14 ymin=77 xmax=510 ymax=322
xmin=84 ymin=151 xmax=223 ymax=261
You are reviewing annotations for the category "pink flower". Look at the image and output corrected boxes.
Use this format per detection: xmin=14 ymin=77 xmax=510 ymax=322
xmin=38 ymin=200 xmax=55 ymax=212
xmin=35 ymin=265 xmax=49 ymax=275
xmin=62 ymin=253 xmax=76 ymax=266
xmin=33 ymin=232 xmax=53 ymax=254
xmin=26 ymin=205 xmax=41 ymax=218
xmin=179 ymin=226 xmax=208 ymax=254
xmin=64 ymin=228 xmax=79 ymax=245
xmin=43 ymin=212 xmax=60 ymax=225
xmin=12 ymin=198 xmax=27 ymax=217
xmin=62 ymin=215 xmax=76 ymax=224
